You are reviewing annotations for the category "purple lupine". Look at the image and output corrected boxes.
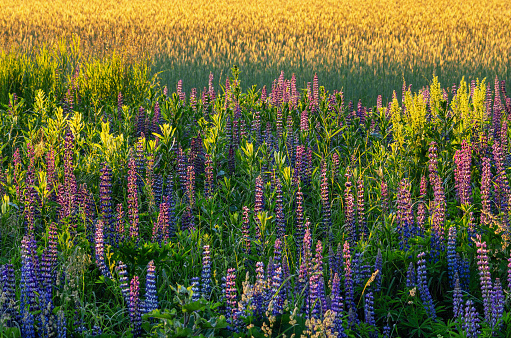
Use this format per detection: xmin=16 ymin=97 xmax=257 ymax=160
xmin=242 ymin=206 xmax=251 ymax=255
xmin=320 ymin=162 xmax=332 ymax=237
xmin=330 ymin=273 xmax=346 ymax=336
xmin=357 ymin=177 xmax=367 ymax=240
xmin=364 ymin=291 xmax=375 ymax=328
xmin=191 ymin=277 xmax=201 ymax=302
xmin=275 ymin=178 xmax=285 ymax=237
xmin=204 ymin=154 xmax=214 ymax=198
xmin=300 ymin=110 xmax=309 ymax=134
xmin=476 ymin=235 xmax=492 ymax=324
xmin=46 ymin=146 xmax=57 ymax=202
xmin=458 ymin=253 xmax=471 ymax=291
xmin=144 ymin=260 xmax=158 ymax=314
xmin=480 ymin=157 xmax=492 ymax=227
xmin=508 ymin=254 xmax=511 ymax=290
xmin=135 ymin=137 xmax=146 ymax=189
xmin=406 ymin=262 xmax=416 ymax=289
xmin=95 ymin=220 xmax=111 ymax=278
xmin=201 ymin=245 xmax=212 ymax=300
xmin=129 ymin=276 xmax=141 ymax=337
xmin=225 ymin=268 xmax=238 ymax=330
xmin=375 ymin=249 xmax=383 ymax=292
xmin=454 ymin=140 xmax=472 ymax=205
xmin=164 ymin=175 xmax=176 ymax=239
xmin=182 ymin=165 xmax=196 ymax=231
xmin=491 ymin=278 xmax=504 ymax=330
xmin=1 ymin=264 xmax=16 ymax=326
xmin=293 ymin=145 xmax=304 ymax=186
xmin=428 ymin=141 xmax=445 ymax=258
xmin=492 ymin=141 xmax=510 ymax=229
xmin=447 ymin=226 xmax=458 ymax=287
xmin=462 ymin=300 xmax=480 ymax=338
xmin=417 ymin=252 xmax=436 ymax=319
xmin=309 ymin=273 xmax=321 ymax=319
xmin=115 ymin=203 xmax=125 ymax=245
xmin=117 ymin=261 xmax=129 ymax=303
xmin=453 ymin=275 xmax=463 ymax=320
xmin=57 ymin=309 xmax=67 ymax=338
xmin=397 ymin=178 xmax=413 ymax=249
xmin=344 ymin=172 xmax=356 ymax=244
xmin=416 ymin=175 xmax=427 ymax=234
xmin=271 ymin=266 xmax=284 ymax=316
xmin=40 ymin=222 xmax=58 ymax=300
xmin=100 ymin=163 xmax=114 ymax=245
xmin=20 ymin=235 xmax=39 ymax=313
xmin=381 ymin=180 xmax=389 ymax=215
xmin=127 ymin=155 xmax=139 ymax=243
xmin=137 ymin=106 xmax=146 ymax=137
xmin=343 ymin=241 xmax=355 ymax=326
xmin=153 ymin=201 xmax=170 ymax=245
xmin=22 ymin=311 xmax=36 ymax=338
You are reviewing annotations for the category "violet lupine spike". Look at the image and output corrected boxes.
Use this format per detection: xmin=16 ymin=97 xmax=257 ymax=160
xmin=201 ymin=245 xmax=212 ymax=300
xmin=115 ymin=203 xmax=125 ymax=245
xmin=330 ymin=273 xmax=346 ymax=336
xmin=40 ymin=222 xmax=58 ymax=301
xmin=491 ymin=278 xmax=504 ymax=330
xmin=241 ymin=206 xmax=251 ymax=255
xmin=99 ymin=163 xmax=114 ymax=246
xmin=95 ymin=220 xmax=111 ymax=279
xmin=476 ymin=236 xmax=492 ymax=324
xmin=1 ymin=264 xmax=16 ymax=326
xmin=225 ymin=268 xmax=238 ymax=331
xmin=300 ymin=110 xmax=309 ymax=134
xmin=21 ymin=235 xmax=40 ymax=313
xmin=364 ymin=291 xmax=375 ymax=328
xmin=428 ymin=141 xmax=445 ymax=258
xmin=447 ymin=226 xmax=458 ymax=288
xmin=144 ymin=260 xmax=158 ymax=315
xmin=191 ymin=277 xmax=201 ymax=302
xmin=480 ymin=157 xmax=492 ymax=227
xmin=417 ymin=252 xmax=436 ymax=319
xmin=153 ymin=200 xmax=170 ymax=245
xmin=129 ymin=276 xmax=141 ymax=337
xmin=182 ymin=165 xmax=196 ymax=231
xmin=357 ymin=177 xmax=368 ymax=241
xmin=281 ymin=255 xmax=290 ymax=301
xmin=343 ymin=241 xmax=355 ymax=325
xmin=275 ymin=178 xmax=285 ymax=238
xmin=46 ymin=146 xmax=57 ymax=202
xmin=165 ymin=175 xmax=176 ymax=239
xmin=406 ymin=262 xmax=416 ymax=289
xmin=453 ymin=275 xmax=463 ymax=320
xmin=204 ymin=154 xmax=214 ymax=199
xmin=135 ymin=137 xmax=146 ymax=190
xmin=508 ymin=254 xmax=511 ymax=290
xmin=309 ymin=273 xmax=321 ymax=319
xmin=127 ymin=155 xmax=139 ymax=244
xmin=344 ymin=172 xmax=356 ymax=245
xmin=462 ymin=300 xmax=480 ymax=338
xmin=492 ymin=141 xmax=510 ymax=230
xmin=117 ymin=262 xmax=129 ymax=303
xmin=416 ymin=175 xmax=428 ymax=234
xmin=137 ymin=106 xmax=146 ymax=138
xmin=381 ymin=180 xmax=389 ymax=215
xmin=271 ymin=266 xmax=284 ymax=316
xmin=375 ymin=248 xmax=383 ymax=292
xmin=153 ymin=173 xmax=163 ymax=207
xmin=320 ymin=162 xmax=332 ymax=239
xmin=293 ymin=145 xmax=304 ymax=186
xmin=190 ymin=88 xmax=197 ymax=114
xmin=253 ymin=262 xmax=265 ymax=318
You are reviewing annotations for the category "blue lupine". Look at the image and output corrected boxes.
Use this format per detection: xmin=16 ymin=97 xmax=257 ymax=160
xmin=22 ymin=311 xmax=36 ymax=338
xmin=191 ymin=277 xmax=201 ymax=302
xmin=476 ymin=236 xmax=492 ymax=324
xmin=453 ymin=275 xmax=463 ymax=320
xmin=462 ymin=300 xmax=480 ymax=338
xmin=201 ymin=245 xmax=212 ymax=300
xmin=447 ymin=226 xmax=458 ymax=287
xmin=99 ymin=163 xmax=114 ymax=245
xmin=144 ymin=260 xmax=158 ymax=314
xmin=417 ymin=252 xmax=436 ymax=319
xmin=364 ymin=291 xmax=375 ymax=328
xmin=117 ymin=261 xmax=129 ymax=303
xmin=1 ymin=264 xmax=15 ymax=326
xmin=330 ymin=273 xmax=346 ymax=337
xmin=129 ymin=276 xmax=141 ymax=337
xmin=57 ymin=309 xmax=67 ymax=338
xmin=491 ymin=278 xmax=504 ymax=330
xmin=406 ymin=262 xmax=416 ymax=289
xmin=95 ymin=220 xmax=111 ymax=278
xmin=375 ymin=249 xmax=383 ymax=292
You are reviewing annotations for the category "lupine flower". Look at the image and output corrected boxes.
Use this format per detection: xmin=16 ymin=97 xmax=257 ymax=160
xmin=191 ymin=277 xmax=201 ymax=302
xmin=344 ymin=172 xmax=356 ymax=244
xmin=480 ymin=157 xmax=492 ymax=227
xmin=164 ymin=175 xmax=177 ymax=239
xmin=275 ymin=178 xmax=285 ymax=237
xmin=117 ymin=261 xmax=129 ymax=303
xmin=153 ymin=198 xmax=170 ymax=244
xmin=508 ymin=254 xmax=511 ymax=290
xmin=491 ymin=278 xmax=504 ymax=330
xmin=271 ymin=266 xmax=283 ymax=316
xmin=428 ymin=142 xmax=445 ymax=258
xmin=293 ymin=145 xmax=304 ymax=186
xmin=0 ymin=264 xmax=16 ymax=326
xmin=225 ymin=268 xmax=238 ymax=330
xmin=242 ymin=206 xmax=251 ymax=255
xmin=458 ymin=253 xmax=470 ymax=291
xmin=454 ymin=140 xmax=472 ymax=206
xmin=144 ymin=260 xmax=158 ymax=314
xmin=462 ymin=300 xmax=480 ymax=338
xmin=492 ymin=142 xmax=510 ymax=229
xmin=375 ymin=249 xmax=382 ymax=292
xmin=309 ymin=273 xmax=321 ymax=319
xmin=115 ymin=203 xmax=125 ymax=245
xmin=343 ymin=241 xmax=355 ymax=325
xmin=95 ymin=220 xmax=111 ymax=278
xmin=475 ymin=235 xmax=492 ymax=323
xmin=320 ymin=162 xmax=332 ymax=239
xmin=40 ymin=222 xmax=58 ymax=300
xmin=406 ymin=262 xmax=416 ymax=289
xmin=300 ymin=110 xmax=309 ymax=133
xmin=201 ymin=245 xmax=212 ymax=300
xmin=417 ymin=252 xmax=436 ymax=319
xmin=20 ymin=235 xmax=39 ymax=313
xmin=129 ymin=276 xmax=141 ymax=337
xmin=57 ymin=309 xmax=67 ymax=338
xmin=447 ymin=226 xmax=458 ymax=287
xmin=204 ymin=154 xmax=214 ymax=198
xmin=453 ymin=275 xmax=463 ymax=320
xmin=127 ymin=155 xmax=139 ymax=243
xmin=253 ymin=262 xmax=265 ymax=317
xmin=137 ymin=107 xmax=146 ymax=137
xmin=99 ymin=163 xmax=114 ymax=245
xmin=381 ymin=180 xmax=389 ymax=215
xmin=364 ymin=291 xmax=375 ymax=328
xmin=46 ymin=146 xmax=57 ymax=202
xmin=135 ymin=137 xmax=145 ymax=189
xmin=330 ymin=273 xmax=346 ymax=336
xmin=22 ymin=311 xmax=36 ymax=338
xmin=397 ymin=178 xmax=413 ymax=249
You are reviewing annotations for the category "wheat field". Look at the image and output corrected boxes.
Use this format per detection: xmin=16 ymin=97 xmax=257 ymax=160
xmin=2 ymin=0 xmax=510 ymax=100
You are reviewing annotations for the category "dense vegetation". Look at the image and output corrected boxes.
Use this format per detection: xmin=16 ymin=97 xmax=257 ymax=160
xmin=1 ymin=38 xmax=511 ymax=337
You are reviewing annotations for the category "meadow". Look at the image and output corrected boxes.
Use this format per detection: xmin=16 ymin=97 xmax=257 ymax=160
xmin=1 ymin=0 xmax=511 ymax=337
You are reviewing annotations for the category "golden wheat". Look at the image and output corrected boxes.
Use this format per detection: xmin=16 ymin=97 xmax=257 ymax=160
xmin=2 ymin=0 xmax=510 ymax=98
